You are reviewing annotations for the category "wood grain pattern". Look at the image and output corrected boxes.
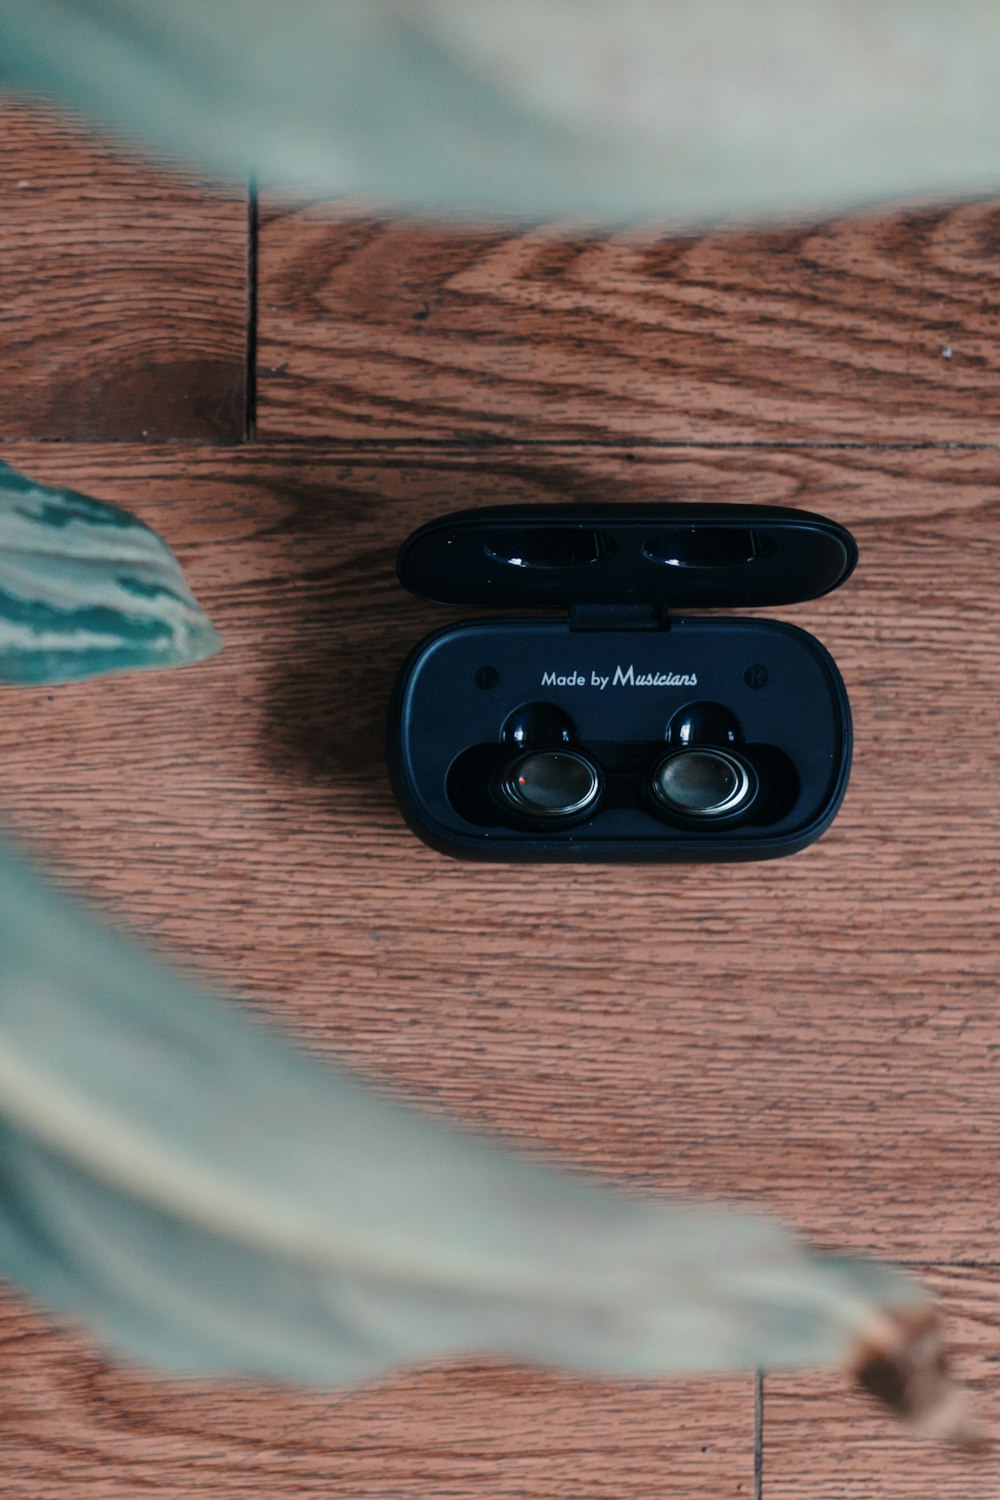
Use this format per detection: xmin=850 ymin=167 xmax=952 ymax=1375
xmin=0 ymin=99 xmax=247 ymax=441
xmin=765 ymin=1267 xmax=1000 ymax=1497
xmin=6 ymin=130 xmax=1000 ymax=1491
xmin=0 ymin=1293 xmax=749 ymax=1500
xmin=0 ymin=443 xmax=995 ymax=1278
xmin=257 ymin=201 xmax=1000 ymax=444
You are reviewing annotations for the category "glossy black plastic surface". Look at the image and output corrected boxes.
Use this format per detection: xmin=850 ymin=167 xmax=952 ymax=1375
xmin=389 ymin=504 xmax=856 ymax=863
xmin=398 ymin=503 xmax=857 ymax=610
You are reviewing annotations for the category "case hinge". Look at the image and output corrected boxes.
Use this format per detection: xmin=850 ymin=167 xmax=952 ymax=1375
xmin=569 ymin=602 xmax=669 ymax=632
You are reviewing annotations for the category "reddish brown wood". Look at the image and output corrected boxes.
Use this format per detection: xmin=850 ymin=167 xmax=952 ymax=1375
xmin=766 ymin=1267 xmax=1000 ymax=1496
xmin=0 ymin=1293 xmax=748 ymax=1499
xmin=0 ymin=443 xmax=995 ymax=1276
xmin=256 ymin=202 xmax=1000 ymax=444
xmin=0 ymin=99 xmax=247 ymax=441
xmin=4 ymin=108 xmax=1000 ymax=1489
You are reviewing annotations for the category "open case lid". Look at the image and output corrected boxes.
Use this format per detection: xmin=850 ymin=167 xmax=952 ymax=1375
xmin=397 ymin=504 xmax=857 ymax=611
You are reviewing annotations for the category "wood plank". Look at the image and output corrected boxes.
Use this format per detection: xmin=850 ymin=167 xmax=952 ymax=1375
xmin=765 ymin=1266 xmax=1000 ymax=1496
xmin=256 ymin=201 xmax=1000 ymax=444
xmin=0 ymin=99 xmax=247 ymax=441
xmin=0 ymin=1293 xmax=748 ymax=1500
xmin=0 ymin=442 xmax=995 ymax=1272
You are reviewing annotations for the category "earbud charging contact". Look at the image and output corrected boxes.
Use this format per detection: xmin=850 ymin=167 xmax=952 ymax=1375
xmin=647 ymin=746 xmax=758 ymax=824
xmin=491 ymin=748 xmax=604 ymax=827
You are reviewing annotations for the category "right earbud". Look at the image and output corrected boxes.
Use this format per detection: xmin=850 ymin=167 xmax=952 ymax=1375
xmin=647 ymin=701 xmax=759 ymax=823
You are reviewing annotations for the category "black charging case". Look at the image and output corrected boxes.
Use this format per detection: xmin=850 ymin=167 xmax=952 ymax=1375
xmin=389 ymin=504 xmax=857 ymax=862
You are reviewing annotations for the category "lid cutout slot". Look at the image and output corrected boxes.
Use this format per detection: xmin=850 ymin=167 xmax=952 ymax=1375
xmin=643 ymin=528 xmax=772 ymax=569
xmin=485 ymin=528 xmax=616 ymax=570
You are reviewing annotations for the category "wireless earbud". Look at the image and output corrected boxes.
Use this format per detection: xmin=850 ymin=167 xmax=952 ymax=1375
xmin=647 ymin=701 xmax=759 ymax=823
xmin=499 ymin=702 xmax=577 ymax=750
xmin=663 ymin=700 xmax=743 ymax=750
xmin=491 ymin=703 xmax=603 ymax=826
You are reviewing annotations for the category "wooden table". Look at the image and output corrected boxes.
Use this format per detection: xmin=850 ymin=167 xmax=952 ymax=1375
xmin=0 ymin=97 xmax=996 ymax=1499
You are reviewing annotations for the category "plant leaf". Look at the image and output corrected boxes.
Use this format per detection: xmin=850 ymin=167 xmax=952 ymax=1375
xmin=0 ymin=843 xmax=978 ymax=1444
xmin=0 ymin=461 xmax=221 ymax=683
xmin=2 ymin=1 xmax=1000 ymax=220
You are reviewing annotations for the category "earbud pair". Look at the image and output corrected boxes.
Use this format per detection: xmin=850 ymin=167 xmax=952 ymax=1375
xmin=490 ymin=701 xmax=758 ymax=829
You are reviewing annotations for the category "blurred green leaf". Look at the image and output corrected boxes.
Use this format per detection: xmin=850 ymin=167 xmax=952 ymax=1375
xmin=1 ymin=1 xmax=1000 ymax=220
xmin=0 ymin=461 xmax=221 ymax=683
xmin=0 ymin=839 xmax=970 ymax=1444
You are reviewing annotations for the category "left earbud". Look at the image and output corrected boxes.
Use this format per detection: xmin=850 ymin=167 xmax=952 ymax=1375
xmin=491 ymin=703 xmax=603 ymax=826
